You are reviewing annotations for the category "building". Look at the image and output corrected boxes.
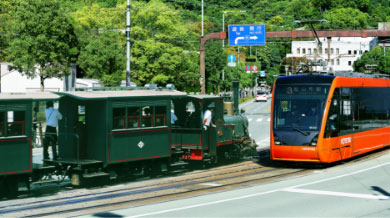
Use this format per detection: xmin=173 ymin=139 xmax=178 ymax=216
xmin=0 ymin=62 xmax=137 ymax=93
xmin=286 ymin=37 xmax=377 ymax=73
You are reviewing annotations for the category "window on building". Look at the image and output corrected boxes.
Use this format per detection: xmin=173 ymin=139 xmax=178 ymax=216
xmin=354 ymin=50 xmax=357 ymax=55
xmin=336 ymin=48 xmax=339 ymax=54
xmin=302 ymin=48 xmax=306 ymax=54
xmin=325 ymin=48 xmax=328 ymax=54
xmin=297 ymin=48 xmax=300 ymax=54
xmin=319 ymin=49 xmax=322 ymax=54
xmin=337 ymin=59 xmax=340 ymax=65
xmin=359 ymin=50 xmax=363 ymax=54
xmin=331 ymin=48 xmax=334 ymax=54
xmin=348 ymin=50 xmax=352 ymax=54
xmin=308 ymin=48 xmax=311 ymax=54
xmin=314 ymin=48 xmax=317 ymax=54
xmin=331 ymin=59 xmax=334 ymax=65
xmin=348 ymin=61 xmax=352 ymax=66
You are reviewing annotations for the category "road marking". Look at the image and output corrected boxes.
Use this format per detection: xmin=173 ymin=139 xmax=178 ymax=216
xmin=283 ymin=188 xmax=390 ymax=200
xmin=127 ymin=162 xmax=390 ymax=218
xmin=256 ymin=118 xmax=263 ymax=122
xmin=267 ymin=118 xmax=270 ymax=122
xmin=248 ymin=118 xmax=253 ymax=122
xmin=201 ymin=183 xmax=222 ymax=187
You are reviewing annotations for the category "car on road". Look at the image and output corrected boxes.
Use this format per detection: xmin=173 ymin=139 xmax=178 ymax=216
xmin=256 ymin=91 xmax=268 ymax=102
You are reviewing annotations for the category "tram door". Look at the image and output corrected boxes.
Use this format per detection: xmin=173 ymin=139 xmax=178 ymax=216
xmin=74 ymin=105 xmax=87 ymax=159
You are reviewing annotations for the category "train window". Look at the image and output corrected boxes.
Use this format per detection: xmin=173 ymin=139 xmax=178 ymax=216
xmin=7 ymin=111 xmax=25 ymax=136
xmin=0 ymin=112 xmax=4 ymax=137
xmin=353 ymin=88 xmax=388 ymax=131
xmin=113 ymin=108 xmax=126 ymax=130
xmin=339 ymin=88 xmax=353 ymax=134
xmin=127 ymin=107 xmax=140 ymax=128
xmin=324 ymin=88 xmax=340 ymax=138
xmin=155 ymin=106 xmax=166 ymax=127
xmin=142 ymin=106 xmax=152 ymax=127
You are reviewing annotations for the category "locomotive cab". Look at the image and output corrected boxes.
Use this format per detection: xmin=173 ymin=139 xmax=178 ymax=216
xmin=171 ymin=95 xmax=242 ymax=162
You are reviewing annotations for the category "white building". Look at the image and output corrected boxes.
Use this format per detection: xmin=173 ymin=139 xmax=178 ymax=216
xmin=286 ymin=37 xmax=377 ymax=73
xmin=0 ymin=62 xmax=100 ymax=92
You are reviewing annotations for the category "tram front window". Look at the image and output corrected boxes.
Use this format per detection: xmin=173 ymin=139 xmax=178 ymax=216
xmin=274 ymin=85 xmax=330 ymax=132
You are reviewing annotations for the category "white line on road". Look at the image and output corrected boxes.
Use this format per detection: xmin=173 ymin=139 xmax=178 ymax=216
xmin=256 ymin=118 xmax=263 ymax=122
xmin=283 ymin=188 xmax=390 ymax=200
xmin=248 ymin=118 xmax=253 ymax=122
xmin=127 ymin=161 xmax=390 ymax=218
xmin=267 ymin=118 xmax=270 ymax=122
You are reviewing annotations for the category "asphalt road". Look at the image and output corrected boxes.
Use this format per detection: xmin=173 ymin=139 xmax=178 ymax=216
xmin=240 ymin=98 xmax=271 ymax=149
xmin=77 ymin=148 xmax=390 ymax=217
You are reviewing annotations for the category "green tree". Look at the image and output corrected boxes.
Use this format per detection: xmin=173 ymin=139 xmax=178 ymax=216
xmin=0 ymin=0 xmax=16 ymax=61
xmin=205 ymin=40 xmax=227 ymax=94
xmin=354 ymin=47 xmax=390 ymax=74
xmin=130 ymin=0 xmax=199 ymax=90
xmin=77 ymin=31 xmax=125 ymax=86
xmin=323 ymin=8 xmax=369 ymax=29
xmin=7 ymin=0 xmax=78 ymax=90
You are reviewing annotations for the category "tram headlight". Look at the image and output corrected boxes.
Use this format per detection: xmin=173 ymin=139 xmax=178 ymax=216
xmin=310 ymin=135 xmax=318 ymax=146
xmin=274 ymin=135 xmax=281 ymax=145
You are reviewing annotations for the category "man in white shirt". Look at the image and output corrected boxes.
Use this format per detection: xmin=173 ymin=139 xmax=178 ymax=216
xmin=203 ymin=103 xmax=216 ymax=130
xmin=44 ymin=101 xmax=63 ymax=161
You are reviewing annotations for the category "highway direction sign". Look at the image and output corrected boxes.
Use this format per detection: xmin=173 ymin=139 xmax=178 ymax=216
xmin=228 ymin=24 xmax=266 ymax=46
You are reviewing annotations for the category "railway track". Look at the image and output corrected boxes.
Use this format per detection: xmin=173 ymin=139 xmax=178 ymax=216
xmin=2 ymin=147 xmax=388 ymax=217
xmin=0 ymin=156 xmax=312 ymax=217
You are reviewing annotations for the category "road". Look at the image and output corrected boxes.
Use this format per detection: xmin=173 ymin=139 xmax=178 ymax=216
xmin=240 ymin=98 xmax=271 ymax=149
xmin=77 ymin=148 xmax=390 ymax=217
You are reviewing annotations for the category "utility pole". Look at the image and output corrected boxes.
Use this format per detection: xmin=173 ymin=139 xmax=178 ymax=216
xmin=126 ymin=0 xmax=131 ymax=86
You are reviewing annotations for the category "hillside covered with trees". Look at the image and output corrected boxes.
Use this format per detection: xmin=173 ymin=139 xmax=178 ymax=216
xmin=0 ymin=0 xmax=389 ymax=92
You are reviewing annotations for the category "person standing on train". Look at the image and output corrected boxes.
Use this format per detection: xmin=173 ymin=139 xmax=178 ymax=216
xmin=203 ymin=103 xmax=216 ymax=130
xmin=44 ymin=101 xmax=63 ymax=161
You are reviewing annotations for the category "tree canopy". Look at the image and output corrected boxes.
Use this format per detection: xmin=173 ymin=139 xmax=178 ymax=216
xmin=6 ymin=0 xmax=78 ymax=90
xmin=1 ymin=0 xmax=390 ymax=93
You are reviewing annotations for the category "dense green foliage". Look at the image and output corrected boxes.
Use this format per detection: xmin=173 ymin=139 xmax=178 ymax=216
xmin=1 ymin=0 xmax=390 ymax=91
xmin=354 ymin=47 xmax=390 ymax=74
xmin=6 ymin=0 xmax=78 ymax=90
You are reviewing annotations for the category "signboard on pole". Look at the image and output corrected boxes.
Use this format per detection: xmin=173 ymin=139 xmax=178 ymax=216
xmin=228 ymin=54 xmax=236 ymax=67
xmin=228 ymin=24 xmax=266 ymax=46
xmin=252 ymin=65 xmax=258 ymax=72
xmin=260 ymin=71 xmax=266 ymax=77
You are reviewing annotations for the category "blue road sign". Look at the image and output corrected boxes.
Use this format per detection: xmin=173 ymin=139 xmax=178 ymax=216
xmin=260 ymin=71 xmax=265 ymax=77
xmin=228 ymin=54 xmax=236 ymax=63
xmin=228 ymin=24 xmax=266 ymax=46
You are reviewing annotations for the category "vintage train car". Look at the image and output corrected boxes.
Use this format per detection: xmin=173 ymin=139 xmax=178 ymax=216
xmin=270 ymin=74 xmax=390 ymax=163
xmin=53 ymin=90 xmax=187 ymax=185
xmin=0 ymin=92 xmax=59 ymax=197
xmin=171 ymin=81 xmax=255 ymax=163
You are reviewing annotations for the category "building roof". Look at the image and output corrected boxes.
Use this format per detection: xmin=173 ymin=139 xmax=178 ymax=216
xmin=58 ymin=90 xmax=187 ymax=100
xmin=0 ymin=92 xmax=60 ymax=101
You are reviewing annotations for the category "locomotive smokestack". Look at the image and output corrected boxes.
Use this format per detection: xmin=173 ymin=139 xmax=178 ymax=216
xmin=233 ymin=81 xmax=239 ymax=115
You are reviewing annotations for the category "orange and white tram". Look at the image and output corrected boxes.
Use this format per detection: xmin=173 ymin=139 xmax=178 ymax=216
xmin=270 ymin=73 xmax=390 ymax=163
